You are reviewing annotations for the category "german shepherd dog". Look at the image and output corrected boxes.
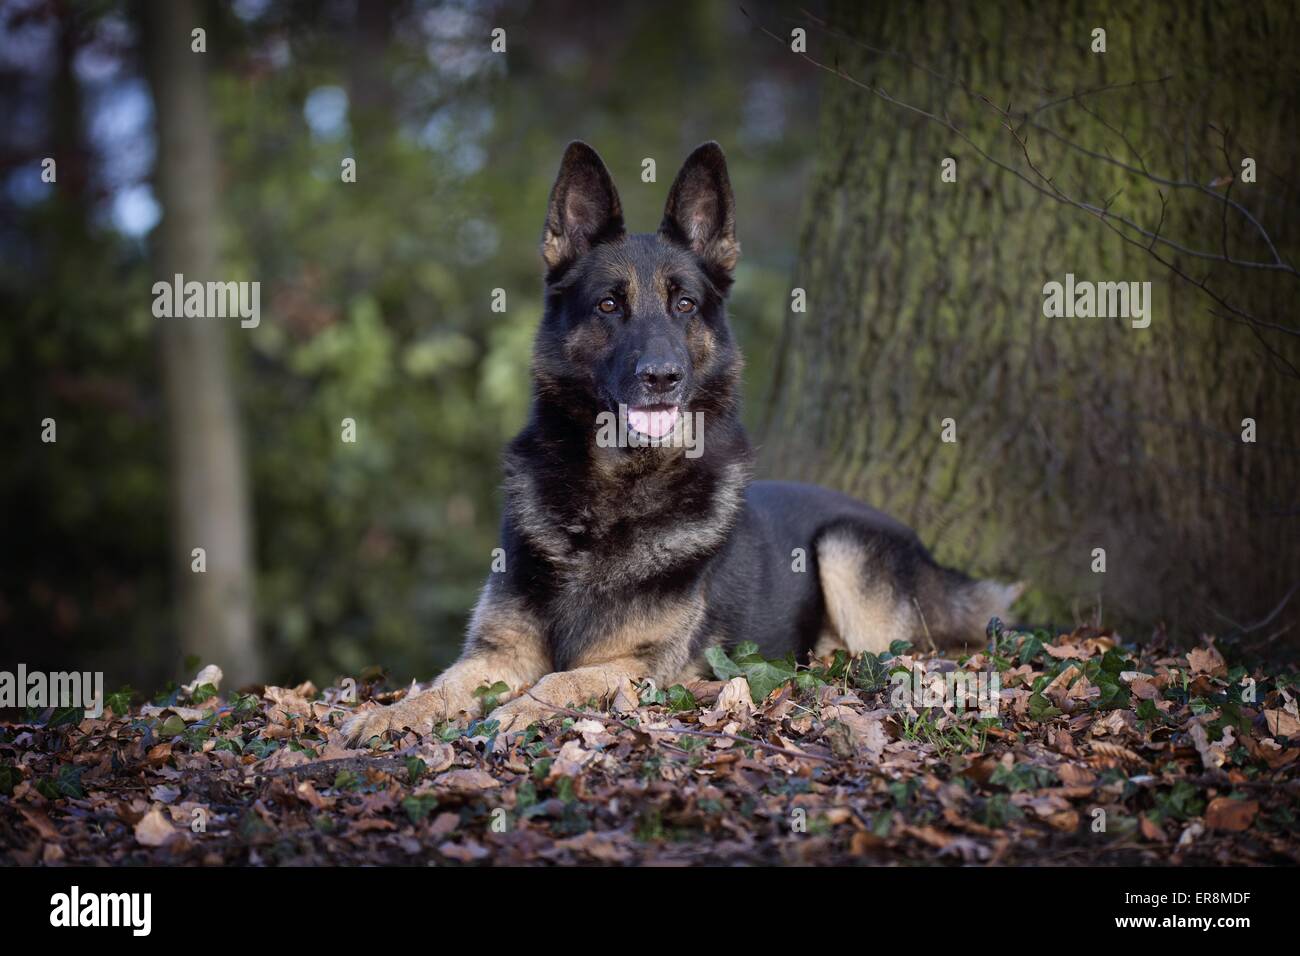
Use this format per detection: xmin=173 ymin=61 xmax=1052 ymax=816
xmin=343 ymin=141 xmax=1022 ymax=743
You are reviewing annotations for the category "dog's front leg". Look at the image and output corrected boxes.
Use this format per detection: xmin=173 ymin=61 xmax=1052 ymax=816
xmin=341 ymin=590 xmax=549 ymax=745
xmin=486 ymin=658 xmax=646 ymax=734
xmin=485 ymin=595 xmax=708 ymax=733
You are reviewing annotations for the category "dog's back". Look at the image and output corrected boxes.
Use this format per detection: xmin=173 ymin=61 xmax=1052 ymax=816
xmin=704 ymin=481 xmax=1022 ymax=662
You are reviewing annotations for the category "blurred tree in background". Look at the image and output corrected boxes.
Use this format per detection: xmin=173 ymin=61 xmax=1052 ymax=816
xmin=144 ymin=0 xmax=262 ymax=687
xmin=0 ymin=0 xmax=816 ymax=690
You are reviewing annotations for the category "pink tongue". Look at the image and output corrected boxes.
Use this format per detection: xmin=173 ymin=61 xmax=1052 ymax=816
xmin=628 ymin=405 xmax=679 ymax=439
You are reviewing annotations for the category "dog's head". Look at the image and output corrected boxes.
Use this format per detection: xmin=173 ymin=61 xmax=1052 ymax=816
xmin=531 ymin=141 xmax=743 ymax=441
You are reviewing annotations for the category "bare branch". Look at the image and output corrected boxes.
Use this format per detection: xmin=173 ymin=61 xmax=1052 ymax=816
xmin=741 ymin=6 xmax=1300 ymax=348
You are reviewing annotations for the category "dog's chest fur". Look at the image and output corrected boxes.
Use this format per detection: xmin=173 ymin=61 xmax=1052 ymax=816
xmin=494 ymin=436 xmax=752 ymax=672
xmin=504 ymin=444 xmax=744 ymax=596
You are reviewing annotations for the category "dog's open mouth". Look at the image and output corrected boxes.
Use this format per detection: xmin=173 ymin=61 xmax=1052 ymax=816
xmin=626 ymin=404 xmax=680 ymax=439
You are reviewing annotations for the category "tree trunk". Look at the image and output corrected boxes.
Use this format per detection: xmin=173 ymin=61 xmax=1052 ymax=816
xmin=763 ymin=0 xmax=1300 ymax=642
xmin=144 ymin=0 xmax=263 ymax=685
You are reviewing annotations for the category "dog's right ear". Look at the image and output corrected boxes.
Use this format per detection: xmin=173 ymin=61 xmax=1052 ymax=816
xmin=540 ymin=142 xmax=625 ymax=276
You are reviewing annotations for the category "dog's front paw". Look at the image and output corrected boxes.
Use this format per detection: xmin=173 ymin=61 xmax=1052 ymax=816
xmin=487 ymin=695 xmax=557 ymax=735
xmin=340 ymin=695 xmax=436 ymax=747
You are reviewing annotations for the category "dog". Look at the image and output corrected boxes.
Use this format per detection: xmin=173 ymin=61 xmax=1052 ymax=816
xmin=342 ymin=141 xmax=1022 ymax=743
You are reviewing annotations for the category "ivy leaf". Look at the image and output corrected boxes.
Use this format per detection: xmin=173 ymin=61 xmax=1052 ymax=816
xmin=333 ymin=769 xmax=362 ymax=791
xmin=401 ymin=794 xmax=438 ymax=824
xmin=48 ymin=706 xmax=84 ymax=728
xmin=105 ymin=686 xmax=135 ymax=716
xmin=473 ymin=681 xmax=511 ymax=712
xmin=1017 ymin=633 xmax=1044 ymax=664
xmin=825 ymin=649 xmax=852 ymax=680
xmin=704 ymin=646 xmax=744 ymax=681
xmin=989 ymin=763 xmax=1057 ymax=792
xmin=246 ymin=738 xmax=278 ymax=759
xmin=886 ymin=639 xmax=914 ymax=659
xmin=0 ymin=764 xmax=18 ymax=797
xmin=664 ymin=685 xmax=697 ymax=712
xmin=706 ymin=645 xmax=796 ymax=702
xmin=1135 ymin=698 xmax=1161 ymax=723
xmin=159 ymin=714 xmax=187 ymax=737
xmin=1100 ymin=648 xmax=1129 ymax=675
xmin=794 ymin=671 xmax=821 ymax=692
xmin=1027 ymin=693 xmax=1061 ymax=720
xmin=1152 ymin=780 xmax=1205 ymax=822
xmin=39 ymin=764 xmax=85 ymax=800
xmin=854 ymin=653 xmax=887 ymax=691
xmin=741 ymin=659 xmax=796 ymax=703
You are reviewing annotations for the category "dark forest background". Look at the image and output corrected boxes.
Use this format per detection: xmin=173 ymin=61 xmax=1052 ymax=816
xmin=2 ymin=0 xmax=1297 ymax=694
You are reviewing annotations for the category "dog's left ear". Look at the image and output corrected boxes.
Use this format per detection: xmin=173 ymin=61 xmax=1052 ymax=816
xmin=659 ymin=142 xmax=740 ymax=287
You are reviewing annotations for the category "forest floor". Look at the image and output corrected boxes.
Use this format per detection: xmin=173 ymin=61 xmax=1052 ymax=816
xmin=3 ymin=624 xmax=1299 ymax=866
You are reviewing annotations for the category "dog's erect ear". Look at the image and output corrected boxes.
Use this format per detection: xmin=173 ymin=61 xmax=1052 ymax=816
xmin=659 ymin=142 xmax=740 ymax=285
xmin=541 ymin=141 xmax=625 ymax=275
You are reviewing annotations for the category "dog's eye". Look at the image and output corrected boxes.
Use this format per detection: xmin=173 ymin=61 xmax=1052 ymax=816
xmin=675 ymin=296 xmax=697 ymax=314
xmin=597 ymin=297 xmax=619 ymax=314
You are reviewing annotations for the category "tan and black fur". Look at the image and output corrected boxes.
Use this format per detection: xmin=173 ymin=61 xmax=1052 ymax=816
xmin=342 ymin=141 xmax=1022 ymax=743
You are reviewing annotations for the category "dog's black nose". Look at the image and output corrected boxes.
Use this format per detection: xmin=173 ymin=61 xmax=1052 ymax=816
xmin=636 ymin=359 xmax=684 ymax=393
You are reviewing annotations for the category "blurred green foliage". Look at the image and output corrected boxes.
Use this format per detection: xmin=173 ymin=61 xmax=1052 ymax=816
xmin=0 ymin=0 xmax=817 ymax=689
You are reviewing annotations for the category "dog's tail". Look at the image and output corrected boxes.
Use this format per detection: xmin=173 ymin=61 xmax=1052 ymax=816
xmin=815 ymin=528 xmax=1025 ymax=655
xmin=916 ymin=563 xmax=1025 ymax=650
